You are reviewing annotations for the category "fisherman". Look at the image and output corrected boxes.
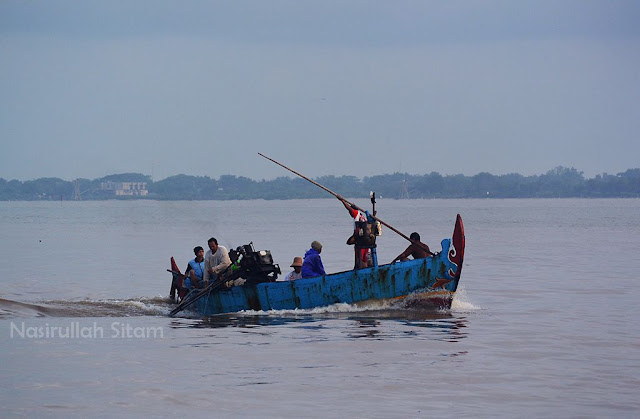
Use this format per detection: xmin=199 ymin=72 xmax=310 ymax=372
xmin=340 ymin=197 xmax=376 ymax=269
xmin=302 ymin=241 xmax=326 ymax=278
xmin=283 ymin=256 xmax=303 ymax=281
xmin=203 ymin=237 xmax=232 ymax=285
xmin=391 ymin=232 xmax=434 ymax=263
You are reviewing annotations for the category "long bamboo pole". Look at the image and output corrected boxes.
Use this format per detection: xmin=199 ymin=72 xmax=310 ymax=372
xmin=258 ymin=153 xmax=430 ymax=252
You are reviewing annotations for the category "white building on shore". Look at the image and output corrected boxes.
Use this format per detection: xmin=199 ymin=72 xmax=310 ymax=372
xmin=100 ymin=181 xmax=148 ymax=196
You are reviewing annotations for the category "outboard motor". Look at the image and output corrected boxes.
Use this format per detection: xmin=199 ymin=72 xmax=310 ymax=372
xmin=227 ymin=242 xmax=281 ymax=284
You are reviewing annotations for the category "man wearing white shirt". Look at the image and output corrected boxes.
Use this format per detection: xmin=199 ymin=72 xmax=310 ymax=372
xmin=283 ymin=256 xmax=303 ymax=281
xmin=203 ymin=237 xmax=231 ymax=284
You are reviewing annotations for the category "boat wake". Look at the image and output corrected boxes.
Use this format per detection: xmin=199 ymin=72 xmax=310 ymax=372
xmin=214 ymin=293 xmax=477 ymax=319
xmin=1 ymin=287 xmax=478 ymax=319
xmin=0 ymin=296 xmax=174 ymax=319
xmin=184 ymin=287 xmax=479 ymax=333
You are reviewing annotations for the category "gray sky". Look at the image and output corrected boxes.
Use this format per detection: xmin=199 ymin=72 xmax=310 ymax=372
xmin=1 ymin=1 xmax=638 ymax=181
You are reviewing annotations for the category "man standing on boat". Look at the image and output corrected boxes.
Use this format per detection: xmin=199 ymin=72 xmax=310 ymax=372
xmin=203 ymin=237 xmax=232 ymax=284
xmin=391 ymin=232 xmax=434 ymax=263
xmin=302 ymin=241 xmax=326 ymax=278
xmin=340 ymin=197 xmax=376 ymax=269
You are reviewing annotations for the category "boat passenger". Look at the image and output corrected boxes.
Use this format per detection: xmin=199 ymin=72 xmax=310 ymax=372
xmin=302 ymin=241 xmax=326 ymax=278
xmin=203 ymin=237 xmax=232 ymax=284
xmin=391 ymin=232 xmax=434 ymax=263
xmin=184 ymin=246 xmax=206 ymax=289
xmin=283 ymin=256 xmax=303 ymax=281
xmin=169 ymin=246 xmax=205 ymax=301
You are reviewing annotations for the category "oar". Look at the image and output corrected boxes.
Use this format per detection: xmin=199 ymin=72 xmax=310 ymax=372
xmin=168 ymin=263 xmax=235 ymax=317
xmin=169 ymin=278 xmax=222 ymax=317
xmin=258 ymin=153 xmax=431 ymax=252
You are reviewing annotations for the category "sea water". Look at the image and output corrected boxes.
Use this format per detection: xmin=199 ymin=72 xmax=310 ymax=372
xmin=0 ymin=198 xmax=639 ymax=418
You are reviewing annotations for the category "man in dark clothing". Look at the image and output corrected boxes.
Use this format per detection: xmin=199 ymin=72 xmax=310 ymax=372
xmin=340 ymin=198 xmax=372 ymax=269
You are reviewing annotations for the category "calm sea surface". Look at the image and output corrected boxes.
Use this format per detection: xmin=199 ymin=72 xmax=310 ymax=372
xmin=0 ymin=198 xmax=639 ymax=418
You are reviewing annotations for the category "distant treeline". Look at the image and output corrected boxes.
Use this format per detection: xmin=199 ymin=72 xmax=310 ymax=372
xmin=1 ymin=167 xmax=639 ymax=200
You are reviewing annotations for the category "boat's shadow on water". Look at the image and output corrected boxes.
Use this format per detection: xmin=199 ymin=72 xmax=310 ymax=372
xmin=169 ymin=308 xmax=469 ymax=342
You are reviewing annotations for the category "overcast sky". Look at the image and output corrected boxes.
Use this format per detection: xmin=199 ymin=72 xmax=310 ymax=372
xmin=1 ymin=1 xmax=638 ymax=181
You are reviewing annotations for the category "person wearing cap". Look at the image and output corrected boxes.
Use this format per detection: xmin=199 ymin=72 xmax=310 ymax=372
xmin=302 ymin=240 xmax=326 ymax=278
xmin=283 ymin=256 xmax=303 ymax=281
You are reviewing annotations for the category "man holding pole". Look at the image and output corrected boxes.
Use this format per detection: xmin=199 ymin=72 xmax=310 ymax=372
xmin=340 ymin=198 xmax=376 ymax=269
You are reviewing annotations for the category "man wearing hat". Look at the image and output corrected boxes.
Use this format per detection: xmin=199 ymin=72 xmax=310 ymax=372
xmin=283 ymin=256 xmax=303 ymax=281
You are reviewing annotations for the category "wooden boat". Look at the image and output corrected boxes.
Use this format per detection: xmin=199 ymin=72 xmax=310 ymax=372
xmin=169 ymin=214 xmax=465 ymax=316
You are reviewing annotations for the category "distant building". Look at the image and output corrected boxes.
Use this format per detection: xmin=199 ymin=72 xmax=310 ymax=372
xmin=100 ymin=181 xmax=148 ymax=196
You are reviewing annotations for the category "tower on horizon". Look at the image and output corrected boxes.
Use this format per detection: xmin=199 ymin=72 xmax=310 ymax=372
xmin=72 ymin=180 xmax=82 ymax=201
xmin=400 ymin=179 xmax=410 ymax=199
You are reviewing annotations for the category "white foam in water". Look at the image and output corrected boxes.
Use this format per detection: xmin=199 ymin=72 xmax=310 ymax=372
xmin=451 ymin=285 xmax=480 ymax=311
xmin=122 ymin=300 xmax=167 ymax=315
xmin=114 ymin=296 xmax=175 ymax=316
xmin=235 ymin=300 xmax=398 ymax=317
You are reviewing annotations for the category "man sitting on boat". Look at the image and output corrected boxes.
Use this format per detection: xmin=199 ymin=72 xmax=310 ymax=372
xmin=283 ymin=256 xmax=303 ymax=281
xmin=391 ymin=232 xmax=434 ymax=263
xmin=169 ymin=246 xmax=205 ymax=301
xmin=204 ymin=237 xmax=232 ymax=284
xmin=184 ymin=246 xmax=206 ymax=289
xmin=302 ymin=241 xmax=326 ymax=278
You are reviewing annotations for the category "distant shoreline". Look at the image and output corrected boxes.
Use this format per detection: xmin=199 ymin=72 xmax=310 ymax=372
xmin=1 ymin=166 xmax=639 ymax=200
